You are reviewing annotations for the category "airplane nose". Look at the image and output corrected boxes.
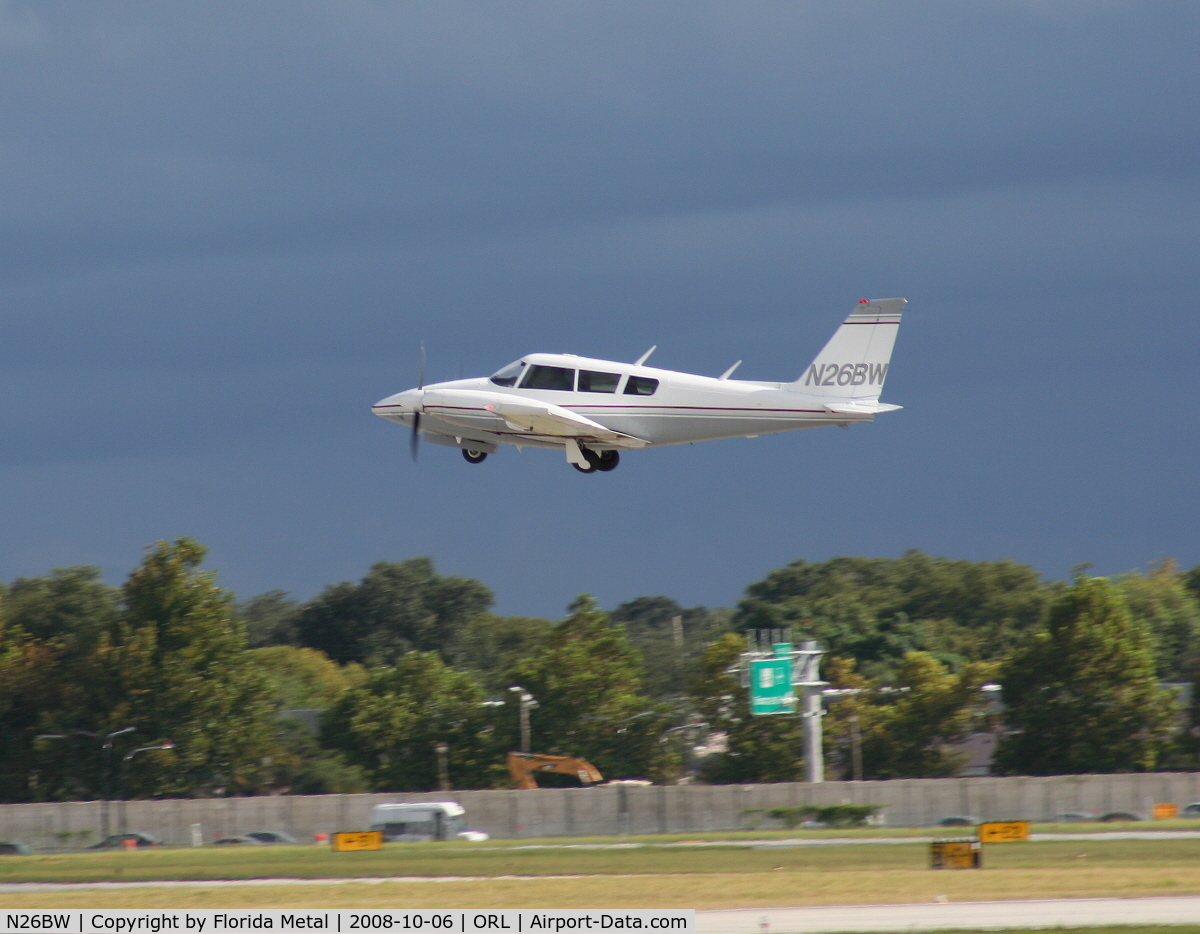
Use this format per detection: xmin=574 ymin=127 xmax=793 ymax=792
xmin=371 ymin=391 xmax=408 ymax=418
xmin=372 ymin=389 xmax=422 ymax=421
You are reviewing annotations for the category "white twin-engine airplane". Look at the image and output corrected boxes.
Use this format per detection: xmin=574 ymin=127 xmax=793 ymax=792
xmin=372 ymin=298 xmax=905 ymax=473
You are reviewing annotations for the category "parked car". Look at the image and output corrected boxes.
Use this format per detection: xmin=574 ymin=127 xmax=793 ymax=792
xmin=1052 ymin=812 xmax=1094 ymax=823
xmin=0 ymin=842 xmax=33 ymax=855
xmin=245 ymin=831 xmax=297 ymax=845
xmin=1181 ymin=803 xmax=1200 ymax=818
xmin=935 ymin=815 xmax=980 ymax=827
xmin=1098 ymin=812 xmax=1141 ymax=822
xmin=89 ymin=833 xmax=160 ymax=849
xmin=212 ymin=830 xmax=297 ymax=845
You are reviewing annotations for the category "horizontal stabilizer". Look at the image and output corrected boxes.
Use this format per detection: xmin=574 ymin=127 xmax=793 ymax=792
xmin=823 ymin=401 xmax=903 ymax=415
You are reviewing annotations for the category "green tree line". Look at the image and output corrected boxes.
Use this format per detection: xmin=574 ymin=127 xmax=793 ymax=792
xmin=2 ymin=544 xmax=1199 ymax=802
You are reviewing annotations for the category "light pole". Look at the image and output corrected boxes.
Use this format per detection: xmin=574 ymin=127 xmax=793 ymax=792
xmin=508 ymin=687 xmax=537 ymax=753
xmin=36 ymin=726 xmax=136 ymax=839
xmin=662 ymin=721 xmax=708 ymax=781
xmin=118 ymin=742 xmax=175 ymax=835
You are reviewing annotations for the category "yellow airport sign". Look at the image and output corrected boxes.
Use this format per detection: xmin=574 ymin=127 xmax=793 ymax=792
xmin=332 ymin=830 xmax=383 ymax=852
xmin=1153 ymin=803 xmax=1179 ymax=820
xmin=978 ymin=820 xmax=1030 ymax=843
xmin=930 ymin=840 xmax=981 ymax=869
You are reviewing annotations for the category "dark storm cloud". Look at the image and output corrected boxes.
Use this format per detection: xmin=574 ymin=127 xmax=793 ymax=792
xmin=1 ymin=1 xmax=1198 ymax=613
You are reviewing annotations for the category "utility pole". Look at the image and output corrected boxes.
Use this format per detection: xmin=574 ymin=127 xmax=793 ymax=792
xmin=849 ymin=713 xmax=863 ymax=782
xmin=793 ymin=640 xmax=828 ymax=784
xmin=509 ymin=686 xmax=537 ymax=753
xmin=435 ymin=742 xmax=450 ymax=791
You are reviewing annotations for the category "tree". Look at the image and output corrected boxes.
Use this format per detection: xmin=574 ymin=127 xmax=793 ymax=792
xmin=63 ymin=538 xmax=279 ymax=797
xmin=1111 ymin=561 xmax=1200 ymax=682
xmin=506 ymin=595 xmax=673 ymax=782
xmin=321 ymin=651 xmax=501 ymax=790
xmin=994 ymin=576 xmax=1178 ymax=775
xmin=1181 ymin=564 xmax=1200 ymax=606
xmin=451 ymin=613 xmax=554 ymax=694
xmin=824 ymin=653 xmax=997 ymax=779
xmin=734 ymin=551 xmax=1048 ymax=678
xmin=689 ymin=633 xmax=804 ymax=783
xmin=246 ymin=646 xmax=366 ymax=709
xmin=2 ymin=566 xmax=120 ymax=647
xmin=0 ymin=614 xmax=67 ymax=801
xmin=238 ymin=591 xmax=300 ymax=648
xmin=611 ymin=596 xmax=731 ymax=701
xmin=292 ymin=558 xmax=493 ymax=666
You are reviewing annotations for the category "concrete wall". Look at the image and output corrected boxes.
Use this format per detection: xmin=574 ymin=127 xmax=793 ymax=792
xmin=4 ymin=773 xmax=1200 ymax=849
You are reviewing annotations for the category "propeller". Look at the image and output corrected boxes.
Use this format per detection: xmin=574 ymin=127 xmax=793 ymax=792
xmin=410 ymin=343 xmax=426 ymax=462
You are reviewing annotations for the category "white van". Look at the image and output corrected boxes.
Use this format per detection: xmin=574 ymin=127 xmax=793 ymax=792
xmin=368 ymin=802 xmax=489 ymax=842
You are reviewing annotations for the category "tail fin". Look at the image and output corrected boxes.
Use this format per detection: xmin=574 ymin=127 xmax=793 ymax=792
xmin=792 ymin=298 xmax=905 ymax=400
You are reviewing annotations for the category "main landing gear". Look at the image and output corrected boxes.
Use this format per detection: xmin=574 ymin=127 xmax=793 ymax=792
xmin=462 ymin=449 xmax=488 ymax=464
xmin=572 ymin=449 xmax=620 ymax=474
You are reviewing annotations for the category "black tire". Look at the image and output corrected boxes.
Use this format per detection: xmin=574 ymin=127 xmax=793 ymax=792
xmin=462 ymin=449 xmax=488 ymax=464
xmin=595 ymin=450 xmax=620 ymax=472
xmin=574 ymin=447 xmax=603 ymax=474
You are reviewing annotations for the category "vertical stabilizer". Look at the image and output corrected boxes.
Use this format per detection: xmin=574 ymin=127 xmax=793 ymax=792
xmin=791 ymin=298 xmax=905 ymax=400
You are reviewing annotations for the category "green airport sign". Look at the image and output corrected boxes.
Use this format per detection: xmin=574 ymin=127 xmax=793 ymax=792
xmin=749 ymin=657 xmax=795 ymax=715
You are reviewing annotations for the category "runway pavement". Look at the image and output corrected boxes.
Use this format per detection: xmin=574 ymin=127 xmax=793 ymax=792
xmin=696 ymin=896 xmax=1200 ymax=932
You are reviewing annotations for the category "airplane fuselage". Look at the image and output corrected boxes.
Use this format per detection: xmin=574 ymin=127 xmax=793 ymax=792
xmin=372 ymin=353 xmax=872 ymax=452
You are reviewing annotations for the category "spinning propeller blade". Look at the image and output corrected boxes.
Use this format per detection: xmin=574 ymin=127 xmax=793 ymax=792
xmin=410 ymin=343 xmax=426 ymax=462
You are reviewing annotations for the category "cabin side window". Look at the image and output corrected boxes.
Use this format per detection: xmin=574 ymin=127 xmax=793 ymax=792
xmin=624 ymin=375 xmax=659 ymax=396
xmin=521 ymin=365 xmax=575 ymax=391
xmin=578 ymin=370 xmax=620 ymax=393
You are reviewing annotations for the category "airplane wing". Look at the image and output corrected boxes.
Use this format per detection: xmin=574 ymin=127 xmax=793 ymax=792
xmin=422 ymin=389 xmax=649 ymax=448
xmin=484 ymin=398 xmax=649 ymax=448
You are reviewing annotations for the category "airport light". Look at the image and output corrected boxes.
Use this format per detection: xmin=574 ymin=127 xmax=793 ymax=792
xmin=35 ymin=727 xmax=136 ymax=838
xmin=118 ymin=742 xmax=175 ymax=834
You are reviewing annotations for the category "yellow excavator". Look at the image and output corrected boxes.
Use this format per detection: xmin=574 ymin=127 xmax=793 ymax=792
xmin=507 ymin=751 xmax=603 ymax=790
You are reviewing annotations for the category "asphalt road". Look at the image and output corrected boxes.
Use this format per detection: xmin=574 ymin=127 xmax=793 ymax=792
xmin=695 ymin=896 xmax=1200 ymax=932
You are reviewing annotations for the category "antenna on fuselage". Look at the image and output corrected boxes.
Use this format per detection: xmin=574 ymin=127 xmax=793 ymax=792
xmin=718 ymin=360 xmax=742 ymax=380
xmin=634 ymin=345 xmax=657 ymax=366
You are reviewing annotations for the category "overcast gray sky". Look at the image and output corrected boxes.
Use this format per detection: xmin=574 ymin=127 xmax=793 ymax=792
xmin=1 ymin=1 xmax=1197 ymax=617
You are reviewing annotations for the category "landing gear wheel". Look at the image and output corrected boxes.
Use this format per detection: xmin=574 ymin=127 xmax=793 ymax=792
xmin=572 ymin=447 xmax=600 ymax=473
xmin=594 ymin=450 xmax=620 ymax=472
xmin=462 ymin=449 xmax=488 ymax=464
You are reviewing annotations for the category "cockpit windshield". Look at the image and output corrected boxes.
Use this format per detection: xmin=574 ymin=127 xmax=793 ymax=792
xmin=489 ymin=360 xmax=525 ymax=387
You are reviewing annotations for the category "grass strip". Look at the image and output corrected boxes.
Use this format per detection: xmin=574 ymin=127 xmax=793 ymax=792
xmin=4 ymin=838 xmax=1200 ymax=884
xmin=3 ymin=863 xmax=1200 ymax=909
